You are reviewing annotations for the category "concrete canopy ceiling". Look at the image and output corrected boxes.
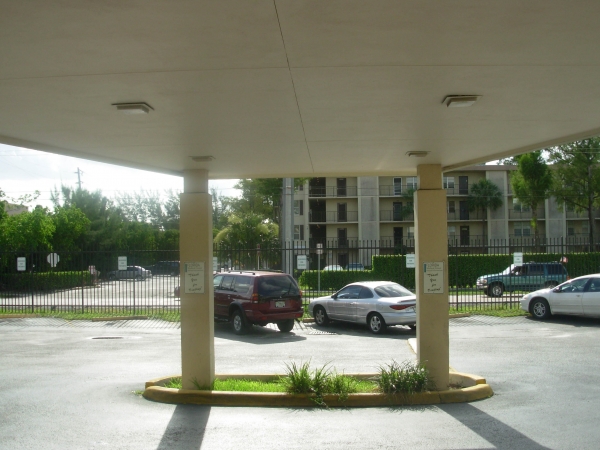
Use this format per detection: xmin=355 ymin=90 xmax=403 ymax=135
xmin=2 ymin=0 xmax=600 ymax=179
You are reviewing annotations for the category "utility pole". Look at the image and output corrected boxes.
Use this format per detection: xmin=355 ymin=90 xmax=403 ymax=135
xmin=74 ymin=167 xmax=83 ymax=190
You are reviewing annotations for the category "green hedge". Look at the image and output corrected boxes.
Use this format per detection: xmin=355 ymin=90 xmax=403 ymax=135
xmin=0 ymin=271 xmax=93 ymax=292
xmin=298 ymin=252 xmax=600 ymax=291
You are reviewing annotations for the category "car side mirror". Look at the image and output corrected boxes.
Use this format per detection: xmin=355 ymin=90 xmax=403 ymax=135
xmin=331 ymin=293 xmax=338 ymax=299
xmin=553 ymin=287 xmax=561 ymax=293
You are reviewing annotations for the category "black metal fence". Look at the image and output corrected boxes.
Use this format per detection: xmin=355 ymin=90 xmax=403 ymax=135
xmin=2 ymin=237 xmax=600 ymax=318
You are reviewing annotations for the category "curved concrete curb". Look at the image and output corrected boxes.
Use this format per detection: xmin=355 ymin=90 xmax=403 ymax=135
xmin=143 ymin=372 xmax=493 ymax=407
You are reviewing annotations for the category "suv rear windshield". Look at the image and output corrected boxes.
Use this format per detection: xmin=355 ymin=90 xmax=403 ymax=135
xmin=258 ymin=276 xmax=300 ymax=297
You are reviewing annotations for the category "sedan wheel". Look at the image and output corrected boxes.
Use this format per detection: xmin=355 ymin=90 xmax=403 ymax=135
xmin=314 ymin=306 xmax=329 ymax=326
xmin=530 ymin=298 xmax=551 ymax=320
xmin=368 ymin=313 xmax=387 ymax=334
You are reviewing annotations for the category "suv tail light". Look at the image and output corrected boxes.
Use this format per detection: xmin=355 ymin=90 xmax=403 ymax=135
xmin=390 ymin=304 xmax=413 ymax=311
xmin=251 ymin=293 xmax=259 ymax=303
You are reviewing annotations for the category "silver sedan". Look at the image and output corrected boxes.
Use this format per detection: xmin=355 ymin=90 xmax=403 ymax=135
xmin=520 ymin=274 xmax=600 ymax=320
xmin=308 ymin=281 xmax=416 ymax=334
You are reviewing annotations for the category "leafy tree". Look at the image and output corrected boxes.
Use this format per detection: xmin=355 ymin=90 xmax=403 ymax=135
xmin=468 ymin=179 xmax=503 ymax=238
xmin=162 ymin=189 xmax=180 ymax=230
xmin=548 ymin=138 xmax=600 ymax=249
xmin=51 ymin=185 xmax=124 ymax=249
xmin=0 ymin=188 xmax=7 ymax=222
xmin=510 ymin=151 xmax=553 ymax=241
xmin=230 ymin=178 xmax=308 ymax=224
xmin=214 ymin=213 xmax=278 ymax=248
xmin=51 ymin=206 xmax=91 ymax=251
xmin=0 ymin=206 xmax=55 ymax=252
xmin=211 ymin=187 xmax=231 ymax=237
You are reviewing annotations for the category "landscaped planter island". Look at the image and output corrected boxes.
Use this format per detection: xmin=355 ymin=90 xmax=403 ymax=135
xmin=143 ymin=372 xmax=493 ymax=408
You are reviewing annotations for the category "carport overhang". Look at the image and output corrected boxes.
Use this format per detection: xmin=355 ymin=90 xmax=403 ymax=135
xmin=3 ymin=1 xmax=600 ymax=390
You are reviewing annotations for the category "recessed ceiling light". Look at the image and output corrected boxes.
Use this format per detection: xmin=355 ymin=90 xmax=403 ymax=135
xmin=190 ymin=156 xmax=215 ymax=162
xmin=112 ymin=102 xmax=153 ymax=114
xmin=406 ymin=151 xmax=429 ymax=158
xmin=443 ymin=95 xmax=480 ymax=108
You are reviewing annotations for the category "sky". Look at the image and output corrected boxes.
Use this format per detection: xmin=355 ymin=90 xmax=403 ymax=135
xmin=0 ymin=143 xmax=240 ymax=210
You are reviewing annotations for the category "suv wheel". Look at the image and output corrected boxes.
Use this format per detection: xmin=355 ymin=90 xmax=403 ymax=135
xmin=530 ymin=298 xmax=551 ymax=320
xmin=489 ymin=283 xmax=504 ymax=297
xmin=276 ymin=319 xmax=295 ymax=333
xmin=231 ymin=310 xmax=249 ymax=335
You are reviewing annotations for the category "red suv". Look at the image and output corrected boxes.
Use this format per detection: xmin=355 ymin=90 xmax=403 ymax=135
xmin=213 ymin=271 xmax=303 ymax=334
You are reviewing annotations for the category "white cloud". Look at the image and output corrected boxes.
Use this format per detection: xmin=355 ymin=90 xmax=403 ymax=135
xmin=0 ymin=144 xmax=240 ymax=208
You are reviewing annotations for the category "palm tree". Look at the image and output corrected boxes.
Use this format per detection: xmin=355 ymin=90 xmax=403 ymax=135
xmin=468 ymin=179 xmax=503 ymax=240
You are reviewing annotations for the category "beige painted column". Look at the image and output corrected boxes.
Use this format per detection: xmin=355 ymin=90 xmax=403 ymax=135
xmin=414 ymin=164 xmax=449 ymax=390
xmin=180 ymin=169 xmax=214 ymax=389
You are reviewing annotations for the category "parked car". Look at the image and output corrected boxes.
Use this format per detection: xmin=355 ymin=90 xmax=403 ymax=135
xmin=322 ymin=265 xmax=343 ymax=271
xmin=346 ymin=263 xmax=365 ymax=271
xmin=476 ymin=262 xmax=568 ymax=297
xmin=520 ymin=274 xmax=600 ymax=320
xmin=213 ymin=271 xmax=303 ymax=334
xmin=308 ymin=281 xmax=416 ymax=334
xmin=107 ymin=266 xmax=151 ymax=281
xmin=146 ymin=261 xmax=180 ymax=276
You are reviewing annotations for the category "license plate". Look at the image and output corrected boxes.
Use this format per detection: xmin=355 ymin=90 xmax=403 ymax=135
xmin=275 ymin=301 xmax=286 ymax=308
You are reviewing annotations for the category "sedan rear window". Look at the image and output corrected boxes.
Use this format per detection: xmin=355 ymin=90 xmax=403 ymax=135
xmin=258 ymin=276 xmax=300 ymax=297
xmin=374 ymin=283 xmax=413 ymax=297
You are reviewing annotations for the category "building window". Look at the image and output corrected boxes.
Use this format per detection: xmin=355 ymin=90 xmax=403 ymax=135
xmin=448 ymin=201 xmax=456 ymax=213
xmin=294 ymin=225 xmax=304 ymax=240
xmin=513 ymin=199 xmax=530 ymax=212
xmin=514 ymin=222 xmax=531 ymax=237
xmin=407 ymin=227 xmax=415 ymax=238
xmin=406 ymin=177 xmax=417 ymax=191
xmin=294 ymin=200 xmax=303 ymax=215
xmin=448 ymin=226 xmax=456 ymax=235
xmin=582 ymin=223 xmax=589 ymax=235
xmin=443 ymin=177 xmax=455 ymax=189
xmin=393 ymin=177 xmax=402 ymax=196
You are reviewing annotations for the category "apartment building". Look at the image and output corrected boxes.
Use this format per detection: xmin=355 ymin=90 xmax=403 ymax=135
xmin=292 ymin=165 xmax=595 ymax=268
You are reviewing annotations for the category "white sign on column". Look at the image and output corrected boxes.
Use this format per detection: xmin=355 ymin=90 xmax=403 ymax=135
xmin=184 ymin=261 xmax=205 ymax=294
xmin=118 ymin=256 xmax=127 ymax=270
xmin=423 ymin=262 xmax=445 ymax=294
xmin=17 ymin=257 xmax=26 ymax=271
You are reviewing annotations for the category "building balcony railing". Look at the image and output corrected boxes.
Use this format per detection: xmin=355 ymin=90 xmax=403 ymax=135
xmin=309 ymin=186 xmax=358 ymax=198
xmin=447 ymin=210 xmax=486 ymax=221
xmin=380 ymin=210 xmax=414 ymax=222
xmin=444 ymin=186 xmax=471 ymax=196
xmin=379 ymin=185 xmax=417 ymax=197
xmin=309 ymin=210 xmax=359 ymax=223
xmin=508 ymin=209 xmax=545 ymax=220
xmin=309 ymin=238 xmax=360 ymax=248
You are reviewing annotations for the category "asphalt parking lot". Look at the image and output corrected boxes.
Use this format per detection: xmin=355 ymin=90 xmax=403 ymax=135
xmin=2 ymin=315 xmax=600 ymax=449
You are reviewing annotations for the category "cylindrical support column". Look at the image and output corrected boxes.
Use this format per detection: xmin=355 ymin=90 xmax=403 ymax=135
xmin=414 ymin=164 xmax=449 ymax=390
xmin=180 ymin=170 xmax=214 ymax=389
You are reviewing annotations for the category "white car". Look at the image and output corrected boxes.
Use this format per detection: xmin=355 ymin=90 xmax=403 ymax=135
xmin=322 ymin=265 xmax=343 ymax=271
xmin=308 ymin=281 xmax=416 ymax=334
xmin=520 ymin=274 xmax=600 ymax=320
